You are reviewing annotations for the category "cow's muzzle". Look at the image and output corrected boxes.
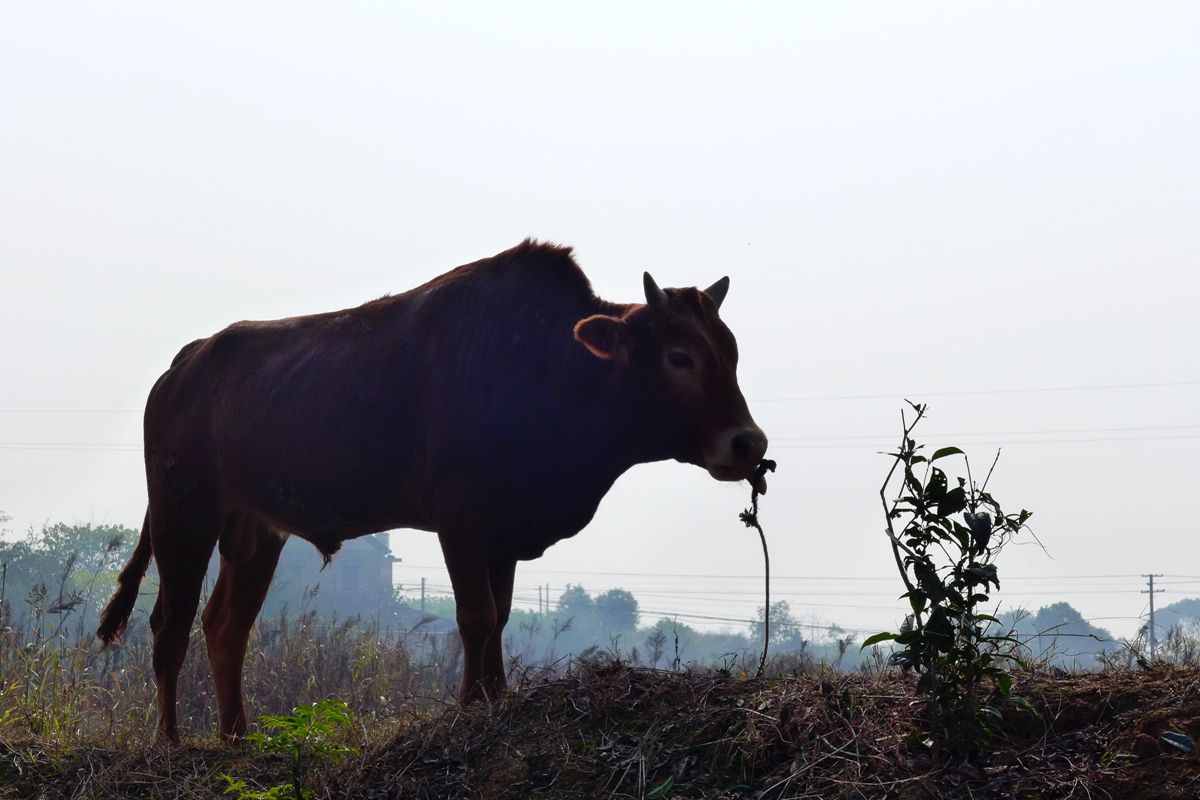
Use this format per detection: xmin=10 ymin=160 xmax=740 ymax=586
xmin=705 ymin=427 xmax=769 ymax=492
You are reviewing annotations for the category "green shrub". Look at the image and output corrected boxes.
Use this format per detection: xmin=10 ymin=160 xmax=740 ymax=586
xmin=864 ymin=402 xmax=1034 ymax=754
xmin=221 ymin=699 xmax=359 ymax=800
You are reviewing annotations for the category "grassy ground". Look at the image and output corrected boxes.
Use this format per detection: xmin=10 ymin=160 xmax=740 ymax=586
xmin=2 ymin=660 xmax=1198 ymax=799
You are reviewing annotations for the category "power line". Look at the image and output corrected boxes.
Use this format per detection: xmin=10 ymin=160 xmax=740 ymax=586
xmin=3 ymin=379 xmax=1198 ymax=416
xmin=505 ymin=594 xmax=1137 ymax=639
xmin=0 ymin=442 xmax=140 ymax=449
xmin=8 ymin=418 xmax=1200 ymax=455
xmin=409 ymin=581 xmax=1150 ymax=639
xmin=9 ymin=424 xmax=1200 ymax=450
xmin=0 ymin=448 xmax=141 ymax=453
xmin=774 ymin=423 xmax=1200 ymax=441
xmin=516 ymin=588 xmax=1147 ymax=608
xmin=772 ymin=434 xmax=1200 ymax=450
xmin=0 ymin=409 xmax=141 ymax=414
xmin=8 ymin=432 xmax=1200 ymax=454
xmin=394 ymin=564 xmax=1145 ymax=582
xmin=509 ymin=588 xmax=906 ymax=612
xmin=410 ymin=585 xmax=1161 ymax=623
xmin=496 ymin=582 xmax=1155 ymax=597
xmin=755 ymin=380 xmax=1200 ymax=403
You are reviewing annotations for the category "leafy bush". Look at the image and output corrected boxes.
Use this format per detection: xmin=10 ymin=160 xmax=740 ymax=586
xmin=221 ymin=699 xmax=359 ymax=800
xmin=864 ymin=402 xmax=1034 ymax=753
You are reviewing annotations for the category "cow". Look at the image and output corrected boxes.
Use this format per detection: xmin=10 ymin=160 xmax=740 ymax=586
xmin=97 ymin=239 xmax=768 ymax=742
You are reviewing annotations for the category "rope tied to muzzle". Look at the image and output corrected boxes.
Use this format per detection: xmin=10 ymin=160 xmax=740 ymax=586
xmin=740 ymin=458 xmax=777 ymax=679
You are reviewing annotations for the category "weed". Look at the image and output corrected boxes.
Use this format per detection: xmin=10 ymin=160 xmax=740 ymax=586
xmin=221 ymin=699 xmax=359 ymax=800
xmin=864 ymin=402 xmax=1034 ymax=755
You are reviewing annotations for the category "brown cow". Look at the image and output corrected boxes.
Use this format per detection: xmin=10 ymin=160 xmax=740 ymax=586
xmin=97 ymin=240 xmax=767 ymax=742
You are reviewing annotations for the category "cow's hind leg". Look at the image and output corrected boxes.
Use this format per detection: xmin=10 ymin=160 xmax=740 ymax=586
xmin=148 ymin=498 xmax=221 ymax=743
xmin=202 ymin=518 xmax=285 ymax=741
xmin=483 ymin=557 xmax=516 ymax=697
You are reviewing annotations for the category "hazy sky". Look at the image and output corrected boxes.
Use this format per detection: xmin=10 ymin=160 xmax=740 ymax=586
xmin=2 ymin=3 xmax=1198 ymax=642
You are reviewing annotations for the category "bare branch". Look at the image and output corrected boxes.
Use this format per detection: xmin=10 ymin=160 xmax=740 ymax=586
xmin=880 ymin=404 xmax=927 ymax=598
xmin=979 ymin=448 xmax=1002 ymax=495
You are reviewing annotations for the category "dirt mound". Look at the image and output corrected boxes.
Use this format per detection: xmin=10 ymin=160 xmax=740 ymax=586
xmin=340 ymin=661 xmax=1200 ymax=800
xmin=3 ymin=662 xmax=1197 ymax=799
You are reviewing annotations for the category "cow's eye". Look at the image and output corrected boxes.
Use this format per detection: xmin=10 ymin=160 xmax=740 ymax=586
xmin=667 ymin=351 xmax=695 ymax=370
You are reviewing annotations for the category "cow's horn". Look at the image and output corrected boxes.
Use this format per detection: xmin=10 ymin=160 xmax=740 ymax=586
xmin=705 ymin=276 xmax=730 ymax=310
xmin=643 ymin=272 xmax=668 ymax=309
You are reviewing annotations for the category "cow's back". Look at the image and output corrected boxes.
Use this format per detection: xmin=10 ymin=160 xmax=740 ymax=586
xmin=143 ymin=241 xmax=625 ymax=549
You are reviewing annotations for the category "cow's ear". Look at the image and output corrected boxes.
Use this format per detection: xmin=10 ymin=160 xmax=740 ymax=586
xmin=573 ymin=314 xmax=629 ymax=362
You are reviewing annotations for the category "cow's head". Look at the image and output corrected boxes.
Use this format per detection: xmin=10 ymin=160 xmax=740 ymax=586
xmin=573 ymin=273 xmax=769 ymax=491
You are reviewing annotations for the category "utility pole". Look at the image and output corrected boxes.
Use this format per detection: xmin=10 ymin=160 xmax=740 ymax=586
xmin=538 ymin=584 xmax=543 ymax=614
xmin=420 ymin=577 xmax=426 ymax=612
xmin=1142 ymin=573 xmax=1163 ymax=657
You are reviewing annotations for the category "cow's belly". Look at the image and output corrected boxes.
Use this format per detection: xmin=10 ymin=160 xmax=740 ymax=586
xmin=224 ymin=452 xmax=433 ymax=540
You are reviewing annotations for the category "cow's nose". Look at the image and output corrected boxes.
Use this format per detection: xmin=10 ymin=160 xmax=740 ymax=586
xmin=731 ymin=429 xmax=768 ymax=466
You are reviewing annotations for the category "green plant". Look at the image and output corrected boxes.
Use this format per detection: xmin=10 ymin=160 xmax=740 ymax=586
xmin=221 ymin=699 xmax=359 ymax=800
xmin=863 ymin=402 xmax=1033 ymax=754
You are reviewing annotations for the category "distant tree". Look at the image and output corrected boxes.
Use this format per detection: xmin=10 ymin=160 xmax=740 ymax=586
xmin=752 ymin=600 xmax=805 ymax=649
xmin=557 ymin=584 xmax=593 ymax=617
xmin=997 ymin=602 xmax=1113 ymax=667
xmin=1158 ymin=598 xmax=1200 ymax=628
xmin=0 ymin=521 xmax=139 ymax=637
xmin=644 ymin=627 xmax=668 ymax=668
xmin=646 ymin=617 xmax=698 ymax=668
xmin=420 ymin=595 xmax=457 ymax=621
xmin=595 ymin=588 xmax=638 ymax=630
xmin=1034 ymin=602 xmax=1085 ymax=629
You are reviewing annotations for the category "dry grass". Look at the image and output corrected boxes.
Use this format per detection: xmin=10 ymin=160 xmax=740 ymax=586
xmin=3 ymin=658 xmax=1199 ymax=799
xmin=0 ymin=609 xmax=459 ymax=747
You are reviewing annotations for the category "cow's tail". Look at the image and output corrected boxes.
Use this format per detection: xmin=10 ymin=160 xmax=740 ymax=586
xmin=97 ymin=508 xmax=153 ymax=645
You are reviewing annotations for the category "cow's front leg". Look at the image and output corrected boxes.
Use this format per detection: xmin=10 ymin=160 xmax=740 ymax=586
xmin=439 ymin=531 xmax=497 ymax=703
xmin=483 ymin=557 xmax=516 ymax=696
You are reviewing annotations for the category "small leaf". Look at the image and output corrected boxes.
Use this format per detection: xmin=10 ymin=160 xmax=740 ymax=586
xmin=931 ymin=446 xmax=964 ymax=461
xmin=647 ymin=775 xmax=676 ymax=799
xmin=966 ymin=564 xmax=1000 ymax=590
xmin=993 ymin=672 xmax=1014 ymax=696
xmin=220 ymin=776 xmax=248 ymax=796
xmin=914 ymin=562 xmax=946 ymax=604
xmin=1011 ymin=696 xmax=1039 ymax=717
xmin=860 ymin=632 xmax=897 ymax=648
xmin=937 ymin=486 xmax=968 ymax=516
xmin=964 ymin=511 xmax=993 ymax=550
xmin=905 ymin=590 xmax=927 ymax=617
xmin=949 ymin=521 xmax=970 ymax=551
xmin=904 ymin=468 xmax=922 ymax=495
xmin=924 ymin=468 xmax=948 ymax=502
xmin=1161 ymin=732 xmax=1196 ymax=754
xmin=926 ymin=609 xmax=954 ymax=649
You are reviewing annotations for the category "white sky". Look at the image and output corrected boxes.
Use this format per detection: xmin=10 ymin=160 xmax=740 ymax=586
xmin=2 ymin=3 xmax=1198 ymax=642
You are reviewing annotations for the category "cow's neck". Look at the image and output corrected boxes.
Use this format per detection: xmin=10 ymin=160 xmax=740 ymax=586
xmin=576 ymin=372 xmax=677 ymax=482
